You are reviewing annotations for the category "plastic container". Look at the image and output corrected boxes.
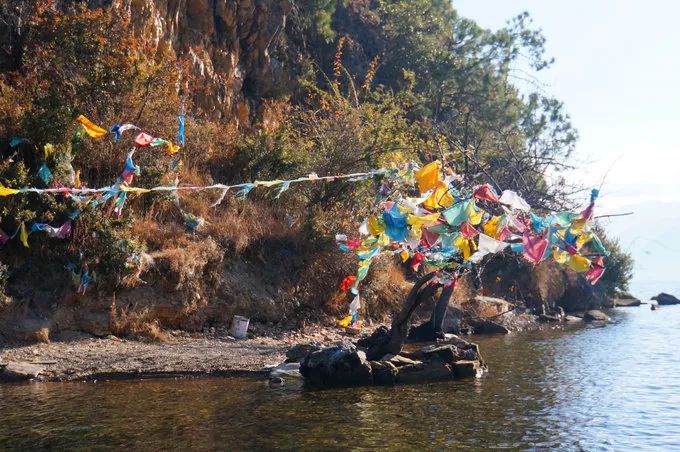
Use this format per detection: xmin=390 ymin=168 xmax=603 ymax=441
xmin=229 ymin=315 xmax=250 ymax=339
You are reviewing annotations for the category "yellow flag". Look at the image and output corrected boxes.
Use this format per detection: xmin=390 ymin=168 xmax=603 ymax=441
xmin=76 ymin=115 xmax=107 ymax=138
xmin=414 ymin=161 xmax=441 ymax=193
xmin=19 ymin=223 xmax=28 ymax=248
xmin=467 ymin=201 xmax=484 ymax=225
xmin=254 ymin=180 xmax=284 ymax=187
xmin=568 ymin=254 xmax=591 ymax=273
xmin=338 ymin=315 xmax=353 ymax=327
xmin=0 ymin=185 xmax=19 ymax=196
xmin=552 ymin=247 xmax=568 ymax=264
xmin=43 ymin=144 xmax=55 ymax=159
xmin=483 ymin=215 xmax=501 ymax=238
xmin=368 ymin=217 xmax=384 ymax=235
xmin=120 ymin=186 xmax=151 ymax=193
xmin=410 ymin=224 xmax=423 ymax=241
xmin=400 ymin=250 xmax=410 ymax=262
xmin=453 ymin=235 xmax=475 ymax=261
xmin=422 ymin=181 xmax=454 ymax=210
xmin=576 ymin=232 xmax=592 ymax=250
xmin=166 ymin=141 xmax=180 ymax=154
xmin=571 ymin=218 xmax=587 ymax=231
xmin=407 ymin=212 xmax=440 ymax=226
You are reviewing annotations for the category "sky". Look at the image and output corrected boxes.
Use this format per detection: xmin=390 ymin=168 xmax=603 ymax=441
xmin=454 ymin=0 xmax=680 ymax=297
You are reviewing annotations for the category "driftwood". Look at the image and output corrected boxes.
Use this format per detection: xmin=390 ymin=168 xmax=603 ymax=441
xmin=366 ymin=272 xmax=448 ymax=360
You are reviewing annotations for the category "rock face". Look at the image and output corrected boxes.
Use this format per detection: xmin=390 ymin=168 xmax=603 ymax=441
xmin=583 ymin=310 xmax=610 ymax=322
xmin=651 ymin=293 xmax=680 ymax=305
xmin=88 ymin=0 xmax=297 ymax=120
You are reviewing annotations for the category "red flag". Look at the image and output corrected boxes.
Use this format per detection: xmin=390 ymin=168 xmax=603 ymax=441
xmin=473 ymin=184 xmax=500 ymax=203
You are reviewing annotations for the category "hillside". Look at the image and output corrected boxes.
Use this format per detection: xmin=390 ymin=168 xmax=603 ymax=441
xmin=0 ymin=0 xmax=632 ymax=342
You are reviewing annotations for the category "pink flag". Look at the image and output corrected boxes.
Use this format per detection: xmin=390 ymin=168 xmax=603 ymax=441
xmin=522 ymin=232 xmax=549 ymax=266
xmin=421 ymin=228 xmax=440 ymax=248
xmin=134 ymin=132 xmax=154 ymax=148
xmin=460 ymin=222 xmax=479 ymax=239
xmin=585 ymin=256 xmax=605 ymax=285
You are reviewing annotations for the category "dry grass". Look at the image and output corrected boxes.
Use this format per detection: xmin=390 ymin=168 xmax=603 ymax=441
xmin=110 ymin=304 xmax=169 ymax=342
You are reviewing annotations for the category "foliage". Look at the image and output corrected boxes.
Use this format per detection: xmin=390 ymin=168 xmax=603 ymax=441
xmin=593 ymin=226 xmax=634 ymax=295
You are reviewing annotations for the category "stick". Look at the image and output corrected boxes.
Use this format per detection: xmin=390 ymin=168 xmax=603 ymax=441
xmin=594 ymin=212 xmax=634 ymax=219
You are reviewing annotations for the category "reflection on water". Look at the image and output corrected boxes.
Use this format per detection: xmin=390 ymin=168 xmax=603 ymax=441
xmin=2 ymin=307 xmax=680 ymax=450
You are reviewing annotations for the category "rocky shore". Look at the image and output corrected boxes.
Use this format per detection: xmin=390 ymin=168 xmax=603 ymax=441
xmin=4 ymin=291 xmax=669 ymax=384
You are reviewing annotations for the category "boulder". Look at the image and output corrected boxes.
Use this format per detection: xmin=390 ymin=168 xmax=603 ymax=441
xmin=370 ymin=360 xmax=399 ymax=385
xmin=0 ymin=362 xmax=45 ymax=382
xmin=564 ymin=315 xmax=582 ymax=322
xmin=397 ymin=360 xmax=453 ymax=384
xmin=300 ymin=343 xmax=373 ymax=387
xmin=285 ymin=343 xmax=322 ymax=363
xmin=538 ymin=314 xmax=561 ymax=322
xmin=612 ymin=292 xmax=642 ymax=307
xmin=438 ymin=333 xmax=473 ymax=348
xmin=452 ymin=360 xmax=482 ymax=378
xmin=583 ymin=310 xmax=610 ymax=322
xmin=469 ymin=319 xmax=510 ymax=334
xmin=380 ymin=354 xmax=420 ymax=367
xmin=613 ymin=298 xmax=641 ymax=307
xmin=651 ymin=293 xmax=680 ymax=305
xmin=411 ymin=345 xmax=463 ymax=363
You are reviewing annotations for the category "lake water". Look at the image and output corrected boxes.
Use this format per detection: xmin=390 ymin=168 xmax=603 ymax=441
xmin=1 ymin=306 xmax=680 ymax=450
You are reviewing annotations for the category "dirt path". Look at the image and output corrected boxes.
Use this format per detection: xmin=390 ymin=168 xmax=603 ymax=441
xmin=0 ymin=326 xmax=352 ymax=382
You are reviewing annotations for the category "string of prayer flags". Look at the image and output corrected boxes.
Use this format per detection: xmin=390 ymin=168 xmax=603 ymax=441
xmin=337 ymin=159 xmax=610 ymax=326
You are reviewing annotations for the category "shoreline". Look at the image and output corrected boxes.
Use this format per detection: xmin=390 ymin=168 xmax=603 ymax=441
xmin=0 ymin=326 xmax=351 ymax=383
xmin=0 ymin=311 xmax=606 ymax=384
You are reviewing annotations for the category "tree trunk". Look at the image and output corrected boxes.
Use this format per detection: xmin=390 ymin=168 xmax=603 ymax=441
xmin=366 ymin=272 xmax=440 ymax=360
xmin=408 ymin=285 xmax=454 ymax=342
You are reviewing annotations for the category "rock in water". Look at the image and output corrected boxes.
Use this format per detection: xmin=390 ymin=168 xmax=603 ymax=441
xmin=583 ymin=310 xmax=610 ymax=322
xmin=651 ymin=293 xmax=680 ymax=305
xmin=612 ymin=291 xmax=642 ymax=307
xmin=370 ymin=361 xmax=399 ymax=385
xmin=0 ymin=362 xmax=45 ymax=382
xmin=397 ymin=360 xmax=453 ymax=384
xmin=469 ymin=319 xmax=510 ymax=334
xmin=651 ymin=304 xmax=660 ymax=311
xmin=453 ymin=360 xmax=482 ymax=378
xmin=564 ymin=315 xmax=583 ymax=322
xmin=269 ymin=362 xmax=302 ymax=379
xmin=300 ymin=343 xmax=373 ymax=387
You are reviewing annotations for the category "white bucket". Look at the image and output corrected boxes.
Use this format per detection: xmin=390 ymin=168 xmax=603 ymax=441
xmin=230 ymin=315 xmax=250 ymax=339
